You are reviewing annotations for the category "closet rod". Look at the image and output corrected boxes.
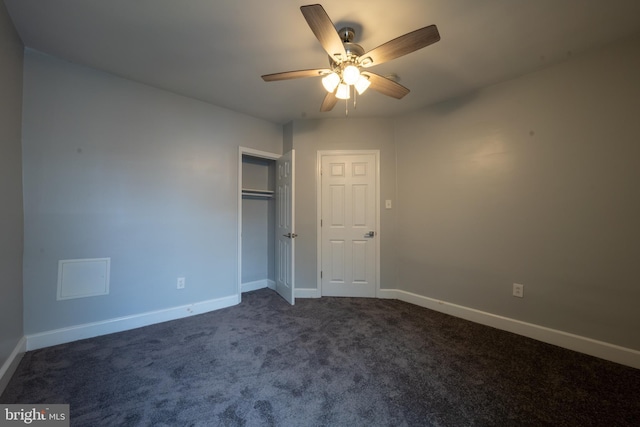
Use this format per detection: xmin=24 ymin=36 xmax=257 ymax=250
xmin=242 ymin=188 xmax=274 ymax=198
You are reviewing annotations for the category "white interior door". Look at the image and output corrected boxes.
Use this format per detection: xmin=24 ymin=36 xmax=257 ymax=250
xmin=320 ymin=152 xmax=377 ymax=297
xmin=275 ymin=150 xmax=295 ymax=304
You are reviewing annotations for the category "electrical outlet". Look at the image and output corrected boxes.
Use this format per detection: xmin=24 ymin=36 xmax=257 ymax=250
xmin=177 ymin=277 xmax=186 ymax=289
xmin=513 ymin=283 xmax=524 ymax=298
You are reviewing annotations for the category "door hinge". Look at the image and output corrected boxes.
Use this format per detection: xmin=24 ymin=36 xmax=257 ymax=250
xmin=321 ymin=219 xmax=323 ymax=227
xmin=320 ymin=271 xmax=323 ymax=279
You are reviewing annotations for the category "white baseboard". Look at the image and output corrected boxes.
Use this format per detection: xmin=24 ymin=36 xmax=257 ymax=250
xmin=0 ymin=336 xmax=26 ymax=395
xmin=391 ymin=289 xmax=640 ymax=370
xmin=296 ymin=288 xmax=321 ymax=298
xmin=26 ymin=294 xmax=239 ymax=351
xmin=241 ymin=279 xmax=275 ymax=293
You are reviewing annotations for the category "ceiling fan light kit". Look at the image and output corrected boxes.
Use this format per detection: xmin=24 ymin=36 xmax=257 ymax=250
xmin=335 ymin=83 xmax=351 ymax=100
xmin=321 ymin=72 xmax=340 ymax=92
xmin=342 ymin=64 xmax=361 ymax=85
xmin=261 ymin=4 xmax=440 ymax=113
xmin=354 ymin=74 xmax=371 ymax=94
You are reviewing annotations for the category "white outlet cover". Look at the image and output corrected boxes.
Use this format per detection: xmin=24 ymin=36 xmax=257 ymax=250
xmin=513 ymin=283 xmax=524 ymax=297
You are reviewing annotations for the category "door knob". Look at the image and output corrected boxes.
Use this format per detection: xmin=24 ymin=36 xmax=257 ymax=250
xmin=364 ymin=231 xmax=375 ymax=238
xmin=283 ymin=233 xmax=298 ymax=239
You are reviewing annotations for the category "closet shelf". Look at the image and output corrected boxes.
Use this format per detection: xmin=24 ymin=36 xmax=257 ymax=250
xmin=242 ymin=188 xmax=274 ymax=199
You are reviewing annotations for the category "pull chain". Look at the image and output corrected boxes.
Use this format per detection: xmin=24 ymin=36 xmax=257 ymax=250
xmin=343 ymin=86 xmax=359 ymax=116
xmin=353 ymin=85 xmax=357 ymax=110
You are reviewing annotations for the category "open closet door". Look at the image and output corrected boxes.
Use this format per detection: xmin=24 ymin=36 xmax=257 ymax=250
xmin=275 ymin=150 xmax=295 ymax=305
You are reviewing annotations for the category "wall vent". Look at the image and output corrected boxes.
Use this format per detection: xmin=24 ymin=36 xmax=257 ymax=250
xmin=57 ymin=258 xmax=110 ymax=300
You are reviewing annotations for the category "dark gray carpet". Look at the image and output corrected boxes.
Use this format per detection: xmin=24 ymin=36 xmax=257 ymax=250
xmin=2 ymin=288 xmax=639 ymax=426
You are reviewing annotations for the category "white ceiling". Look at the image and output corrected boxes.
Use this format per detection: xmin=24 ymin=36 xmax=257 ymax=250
xmin=5 ymin=0 xmax=640 ymax=124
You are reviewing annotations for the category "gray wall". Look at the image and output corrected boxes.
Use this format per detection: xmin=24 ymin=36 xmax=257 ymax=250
xmin=21 ymin=50 xmax=282 ymax=335
xmin=290 ymin=118 xmax=397 ymax=291
xmin=0 ymin=1 xmax=24 ymax=369
xmin=394 ymin=34 xmax=640 ymax=350
xmin=283 ymin=121 xmax=293 ymax=153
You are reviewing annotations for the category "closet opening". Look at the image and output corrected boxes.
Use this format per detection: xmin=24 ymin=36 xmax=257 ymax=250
xmin=238 ymin=147 xmax=295 ymax=305
xmin=240 ymin=152 xmax=276 ymax=294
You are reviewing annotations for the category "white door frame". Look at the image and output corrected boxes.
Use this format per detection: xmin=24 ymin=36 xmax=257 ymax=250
xmin=316 ymin=150 xmax=381 ymax=298
xmin=237 ymin=146 xmax=282 ymax=303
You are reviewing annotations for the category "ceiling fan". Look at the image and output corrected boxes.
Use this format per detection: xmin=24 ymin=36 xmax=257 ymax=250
xmin=261 ymin=4 xmax=440 ymax=112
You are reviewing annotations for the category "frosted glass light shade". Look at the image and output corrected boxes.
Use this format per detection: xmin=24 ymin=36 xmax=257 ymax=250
xmin=322 ymin=72 xmax=340 ymax=93
xmin=342 ymin=65 xmax=360 ymax=85
xmin=355 ymin=75 xmax=371 ymax=94
xmin=336 ymin=83 xmax=350 ymax=99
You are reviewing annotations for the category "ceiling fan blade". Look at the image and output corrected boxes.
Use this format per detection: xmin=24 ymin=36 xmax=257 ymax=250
xmin=262 ymin=68 xmax=331 ymax=82
xmin=360 ymin=25 xmax=440 ymax=68
xmin=320 ymin=91 xmax=338 ymax=112
xmin=300 ymin=4 xmax=347 ymax=62
xmin=363 ymin=72 xmax=410 ymax=99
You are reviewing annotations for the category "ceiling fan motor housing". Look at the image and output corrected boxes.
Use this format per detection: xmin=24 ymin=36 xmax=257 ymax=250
xmin=344 ymin=42 xmax=364 ymax=58
xmin=339 ymin=27 xmax=364 ymax=59
xmin=329 ymin=27 xmax=365 ymax=70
